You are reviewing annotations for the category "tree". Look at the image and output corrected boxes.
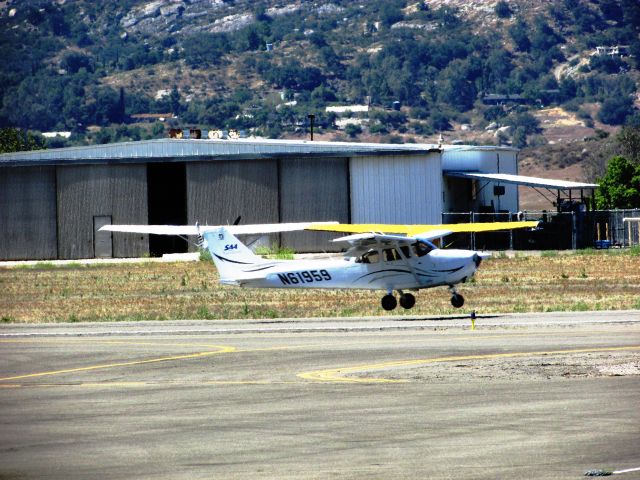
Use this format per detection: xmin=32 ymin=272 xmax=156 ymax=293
xmin=598 ymin=96 xmax=635 ymax=125
xmin=345 ymin=124 xmax=362 ymax=138
xmin=60 ymin=51 xmax=93 ymax=74
xmin=594 ymin=156 xmax=640 ymax=208
xmin=495 ymin=1 xmax=512 ymax=18
xmin=509 ymin=19 xmax=531 ymax=52
xmin=512 ymin=126 xmax=527 ymax=148
xmin=429 ymin=111 xmax=451 ymax=131
xmin=616 ymin=126 xmax=640 ymax=165
xmin=0 ymin=128 xmax=46 ymax=153
xmin=380 ymin=2 xmax=404 ymax=28
xmin=169 ymin=86 xmax=182 ymax=116
xmin=507 ymin=112 xmax=541 ymax=135
xmin=182 ymin=33 xmax=229 ymax=68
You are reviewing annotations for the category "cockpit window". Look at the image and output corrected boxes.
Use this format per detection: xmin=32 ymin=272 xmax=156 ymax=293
xmin=412 ymin=241 xmax=433 ymax=257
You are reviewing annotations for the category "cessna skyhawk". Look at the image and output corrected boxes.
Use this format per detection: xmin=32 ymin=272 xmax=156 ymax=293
xmin=101 ymin=220 xmax=537 ymax=310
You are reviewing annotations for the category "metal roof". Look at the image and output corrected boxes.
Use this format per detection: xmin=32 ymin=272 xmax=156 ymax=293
xmin=0 ymin=138 xmax=440 ymax=167
xmin=445 ymin=172 xmax=599 ymax=190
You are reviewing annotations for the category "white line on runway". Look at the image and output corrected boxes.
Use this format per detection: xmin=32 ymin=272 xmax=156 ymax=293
xmin=1 ymin=317 xmax=639 ymax=337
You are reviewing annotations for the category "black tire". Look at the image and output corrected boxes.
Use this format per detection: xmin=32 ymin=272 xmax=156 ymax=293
xmin=381 ymin=294 xmax=397 ymax=311
xmin=399 ymin=293 xmax=416 ymax=309
xmin=451 ymin=293 xmax=464 ymax=308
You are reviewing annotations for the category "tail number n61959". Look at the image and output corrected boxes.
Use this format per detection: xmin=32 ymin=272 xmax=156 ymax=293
xmin=278 ymin=269 xmax=331 ymax=285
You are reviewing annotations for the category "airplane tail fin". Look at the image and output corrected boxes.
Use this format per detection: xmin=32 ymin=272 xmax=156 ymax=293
xmin=202 ymin=227 xmax=265 ymax=282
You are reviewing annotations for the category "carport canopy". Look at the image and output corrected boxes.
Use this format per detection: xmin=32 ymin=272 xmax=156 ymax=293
xmin=445 ymin=171 xmax=600 ymax=208
xmin=445 ymin=171 xmax=599 ymax=205
xmin=445 ymin=172 xmax=598 ymax=190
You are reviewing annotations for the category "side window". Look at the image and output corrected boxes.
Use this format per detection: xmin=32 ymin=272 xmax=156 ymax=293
xmin=400 ymin=246 xmax=411 ymax=258
xmin=383 ymin=248 xmax=401 ymax=262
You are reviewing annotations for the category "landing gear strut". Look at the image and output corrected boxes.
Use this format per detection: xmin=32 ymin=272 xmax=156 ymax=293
xmin=449 ymin=285 xmax=464 ymax=308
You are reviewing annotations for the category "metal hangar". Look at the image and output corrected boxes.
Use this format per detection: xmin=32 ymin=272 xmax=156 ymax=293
xmin=0 ymin=138 xmax=598 ymax=260
xmin=0 ymin=139 xmax=440 ymax=260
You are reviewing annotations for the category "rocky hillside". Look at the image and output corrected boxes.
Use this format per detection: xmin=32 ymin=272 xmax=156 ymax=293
xmin=1 ymin=0 xmax=639 ymax=189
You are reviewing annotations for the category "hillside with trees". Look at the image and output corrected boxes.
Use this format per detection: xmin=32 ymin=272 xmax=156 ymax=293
xmin=1 ymin=0 xmax=639 ymax=183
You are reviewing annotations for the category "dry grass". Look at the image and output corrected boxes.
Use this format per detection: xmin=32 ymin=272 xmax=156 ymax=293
xmin=1 ymin=251 xmax=640 ymax=323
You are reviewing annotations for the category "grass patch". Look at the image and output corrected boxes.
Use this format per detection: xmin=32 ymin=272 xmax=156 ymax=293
xmin=199 ymin=248 xmax=213 ymax=263
xmin=574 ymin=248 xmax=599 ymax=256
xmin=1 ymin=253 xmax=640 ymax=322
xmin=196 ymin=305 xmax=212 ymax=319
xmin=569 ymin=301 xmax=589 ymax=312
xmin=627 ymin=246 xmax=640 ymax=256
xmin=255 ymin=245 xmax=295 ymax=260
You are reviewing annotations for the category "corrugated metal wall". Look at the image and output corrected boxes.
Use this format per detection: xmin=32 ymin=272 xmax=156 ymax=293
xmin=350 ymin=153 xmax=442 ymax=224
xmin=0 ymin=166 xmax=57 ymax=260
xmin=279 ymin=157 xmax=350 ymax=252
xmin=186 ymin=160 xmax=279 ymax=252
xmin=56 ymin=165 xmax=148 ymax=259
xmin=186 ymin=160 xmax=279 ymax=226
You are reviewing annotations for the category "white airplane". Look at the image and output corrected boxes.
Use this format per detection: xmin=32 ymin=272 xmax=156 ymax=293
xmin=101 ymin=220 xmax=537 ymax=310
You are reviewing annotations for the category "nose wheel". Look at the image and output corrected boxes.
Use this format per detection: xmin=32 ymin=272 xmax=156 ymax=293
xmin=448 ymin=285 xmax=465 ymax=308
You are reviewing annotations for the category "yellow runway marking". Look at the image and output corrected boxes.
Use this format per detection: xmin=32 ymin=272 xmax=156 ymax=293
xmin=298 ymin=345 xmax=640 ymax=383
xmin=0 ymin=345 xmax=236 ymax=382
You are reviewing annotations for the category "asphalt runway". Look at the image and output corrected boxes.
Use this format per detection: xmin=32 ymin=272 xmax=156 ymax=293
xmin=1 ymin=311 xmax=640 ymax=479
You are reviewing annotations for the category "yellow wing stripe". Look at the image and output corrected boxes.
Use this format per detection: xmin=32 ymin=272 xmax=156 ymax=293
xmin=307 ymin=221 xmax=538 ymax=236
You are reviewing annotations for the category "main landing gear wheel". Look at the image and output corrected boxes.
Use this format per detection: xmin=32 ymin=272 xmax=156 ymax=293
xmin=399 ymin=293 xmax=416 ymax=309
xmin=381 ymin=294 xmax=397 ymax=311
xmin=451 ymin=293 xmax=464 ymax=308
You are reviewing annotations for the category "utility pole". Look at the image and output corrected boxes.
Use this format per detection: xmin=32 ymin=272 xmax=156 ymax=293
xmin=308 ymin=114 xmax=315 ymax=141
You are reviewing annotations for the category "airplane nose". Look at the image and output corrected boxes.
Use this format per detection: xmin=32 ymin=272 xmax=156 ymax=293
xmin=473 ymin=253 xmax=482 ymax=267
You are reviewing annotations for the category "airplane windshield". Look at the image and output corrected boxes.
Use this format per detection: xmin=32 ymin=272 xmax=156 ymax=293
xmin=412 ymin=241 xmax=434 ymax=257
xmin=356 ymin=249 xmax=380 ymax=264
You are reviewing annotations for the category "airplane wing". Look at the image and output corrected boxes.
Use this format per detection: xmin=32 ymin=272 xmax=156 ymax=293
xmin=100 ymin=221 xmax=339 ymax=236
xmin=307 ymin=220 xmax=539 ymax=237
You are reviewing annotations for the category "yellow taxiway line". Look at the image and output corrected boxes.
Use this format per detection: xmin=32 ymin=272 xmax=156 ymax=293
xmin=0 ymin=345 xmax=236 ymax=382
xmin=297 ymin=345 xmax=640 ymax=383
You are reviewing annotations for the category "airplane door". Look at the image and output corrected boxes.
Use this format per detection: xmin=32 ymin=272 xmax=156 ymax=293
xmin=94 ymin=215 xmax=113 ymax=258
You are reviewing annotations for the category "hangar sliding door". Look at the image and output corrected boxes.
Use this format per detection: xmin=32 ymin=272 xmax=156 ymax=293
xmin=349 ymin=154 xmax=442 ymax=224
xmin=0 ymin=166 xmax=57 ymax=260
xmin=186 ymin=160 xmax=279 ymax=226
xmin=279 ymin=157 xmax=349 ymax=252
xmin=57 ymin=165 xmax=148 ymax=259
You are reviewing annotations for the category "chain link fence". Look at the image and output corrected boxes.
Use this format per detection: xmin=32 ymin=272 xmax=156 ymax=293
xmin=441 ymin=209 xmax=640 ymax=251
